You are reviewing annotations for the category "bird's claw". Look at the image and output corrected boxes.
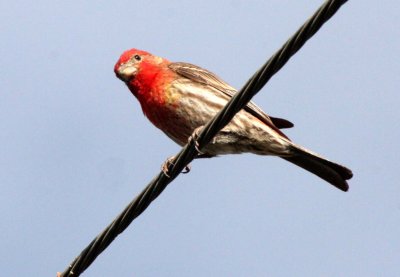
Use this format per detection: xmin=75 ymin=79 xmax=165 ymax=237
xmin=188 ymin=127 xmax=205 ymax=155
xmin=162 ymin=156 xmax=191 ymax=178
xmin=182 ymin=164 xmax=191 ymax=174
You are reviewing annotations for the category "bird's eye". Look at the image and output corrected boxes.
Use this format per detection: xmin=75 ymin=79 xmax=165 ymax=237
xmin=133 ymin=55 xmax=141 ymax=61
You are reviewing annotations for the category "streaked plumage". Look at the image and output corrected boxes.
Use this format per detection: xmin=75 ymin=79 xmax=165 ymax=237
xmin=114 ymin=49 xmax=353 ymax=191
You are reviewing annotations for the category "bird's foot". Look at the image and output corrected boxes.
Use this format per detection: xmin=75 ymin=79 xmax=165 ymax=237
xmin=188 ymin=127 xmax=205 ymax=155
xmin=161 ymin=156 xmax=191 ymax=178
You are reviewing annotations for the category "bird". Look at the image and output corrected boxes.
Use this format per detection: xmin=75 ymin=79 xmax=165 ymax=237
xmin=114 ymin=48 xmax=353 ymax=191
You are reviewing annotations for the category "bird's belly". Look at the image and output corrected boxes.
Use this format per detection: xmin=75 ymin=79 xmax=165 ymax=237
xmin=155 ymin=107 xmax=289 ymax=157
xmin=146 ymin=82 xmax=290 ymax=156
xmin=150 ymin=83 xmax=226 ymax=145
xmin=204 ymin=111 xmax=291 ymax=156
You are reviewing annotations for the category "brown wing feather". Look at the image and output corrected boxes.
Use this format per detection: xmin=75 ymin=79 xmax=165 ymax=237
xmin=168 ymin=62 xmax=293 ymax=140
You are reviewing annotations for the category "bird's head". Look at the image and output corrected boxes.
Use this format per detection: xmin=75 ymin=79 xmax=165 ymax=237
xmin=114 ymin=49 xmax=151 ymax=82
xmin=114 ymin=48 xmax=165 ymax=83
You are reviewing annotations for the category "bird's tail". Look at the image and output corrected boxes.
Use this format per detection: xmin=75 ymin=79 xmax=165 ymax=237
xmin=282 ymin=143 xmax=353 ymax=191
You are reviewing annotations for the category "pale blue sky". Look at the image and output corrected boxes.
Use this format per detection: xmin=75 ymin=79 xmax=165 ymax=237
xmin=1 ymin=1 xmax=399 ymax=276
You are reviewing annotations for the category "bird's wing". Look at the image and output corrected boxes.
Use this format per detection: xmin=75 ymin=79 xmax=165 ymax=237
xmin=169 ymin=62 xmax=293 ymax=139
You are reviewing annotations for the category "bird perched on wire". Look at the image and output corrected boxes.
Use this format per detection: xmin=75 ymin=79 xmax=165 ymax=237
xmin=114 ymin=48 xmax=352 ymax=191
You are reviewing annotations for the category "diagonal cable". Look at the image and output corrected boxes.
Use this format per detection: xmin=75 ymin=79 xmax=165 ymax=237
xmin=60 ymin=0 xmax=348 ymax=276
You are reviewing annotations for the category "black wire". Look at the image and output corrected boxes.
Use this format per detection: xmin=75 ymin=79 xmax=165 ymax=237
xmin=60 ymin=1 xmax=348 ymax=276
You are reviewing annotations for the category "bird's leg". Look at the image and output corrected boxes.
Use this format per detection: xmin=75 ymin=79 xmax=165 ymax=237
xmin=161 ymin=156 xmax=191 ymax=178
xmin=161 ymin=127 xmax=212 ymax=177
xmin=188 ymin=126 xmax=217 ymax=159
xmin=188 ymin=126 xmax=206 ymax=156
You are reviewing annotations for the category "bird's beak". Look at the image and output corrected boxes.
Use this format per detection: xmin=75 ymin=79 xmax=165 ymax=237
xmin=115 ymin=62 xmax=137 ymax=82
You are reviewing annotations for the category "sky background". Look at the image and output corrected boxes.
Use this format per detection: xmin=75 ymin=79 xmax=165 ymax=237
xmin=1 ymin=1 xmax=399 ymax=276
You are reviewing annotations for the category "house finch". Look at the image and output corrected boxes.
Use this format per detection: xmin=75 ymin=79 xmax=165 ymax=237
xmin=114 ymin=48 xmax=352 ymax=191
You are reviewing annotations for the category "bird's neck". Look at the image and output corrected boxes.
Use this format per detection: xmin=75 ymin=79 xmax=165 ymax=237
xmin=128 ymin=63 xmax=175 ymax=120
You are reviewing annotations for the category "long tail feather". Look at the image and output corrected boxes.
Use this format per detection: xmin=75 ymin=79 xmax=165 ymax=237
xmin=282 ymin=144 xmax=353 ymax=191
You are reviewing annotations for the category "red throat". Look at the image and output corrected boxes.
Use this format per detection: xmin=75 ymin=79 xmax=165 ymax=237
xmin=116 ymin=49 xmax=184 ymax=142
xmin=126 ymin=59 xmax=176 ymax=127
